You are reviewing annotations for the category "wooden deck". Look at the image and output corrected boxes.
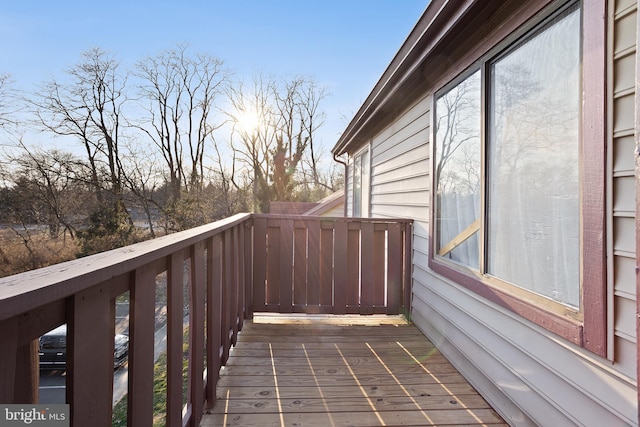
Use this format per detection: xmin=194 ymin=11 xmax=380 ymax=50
xmin=201 ymin=316 xmax=506 ymax=426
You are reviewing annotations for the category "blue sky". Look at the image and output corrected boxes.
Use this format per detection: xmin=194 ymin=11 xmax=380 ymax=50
xmin=0 ymin=1 xmax=426 ymax=149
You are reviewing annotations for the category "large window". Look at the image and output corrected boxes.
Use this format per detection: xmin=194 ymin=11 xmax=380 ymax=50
xmin=434 ymin=4 xmax=582 ymax=312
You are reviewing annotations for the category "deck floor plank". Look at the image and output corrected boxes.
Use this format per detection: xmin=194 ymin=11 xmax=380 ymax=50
xmin=200 ymin=320 xmax=507 ymax=427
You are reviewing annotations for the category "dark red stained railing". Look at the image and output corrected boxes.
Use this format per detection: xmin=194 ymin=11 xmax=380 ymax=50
xmin=252 ymin=215 xmax=413 ymax=315
xmin=0 ymin=213 xmax=412 ymax=427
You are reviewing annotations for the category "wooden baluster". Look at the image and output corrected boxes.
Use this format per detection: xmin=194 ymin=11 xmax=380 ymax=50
xmin=67 ymin=283 xmax=113 ymax=427
xmin=279 ymin=219 xmax=294 ymax=313
xmin=360 ymin=222 xmax=374 ymax=315
xmin=190 ymin=242 xmax=205 ymax=426
xmin=167 ymin=252 xmax=184 ymax=427
xmin=387 ymin=222 xmax=403 ymax=314
xmin=333 ymin=220 xmax=348 ymax=315
xmin=0 ymin=317 xmax=19 ymax=403
xmin=320 ymin=221 xmax=334 ymax=311
xmin=206 ymin=235 xmax=222 ymax=408
xmin=252 ymin=217 xmax=267 ymax=312
xmin=128 ymin=264 xmax=157 ymax=427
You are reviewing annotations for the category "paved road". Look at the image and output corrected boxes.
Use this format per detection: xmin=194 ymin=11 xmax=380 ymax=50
xmin=38 ymin=303 xmax=170 ymax=405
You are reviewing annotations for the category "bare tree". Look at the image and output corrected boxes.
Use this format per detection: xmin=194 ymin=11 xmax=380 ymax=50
xmin=8 ymin=143 xmax=91 ymax=238
xmin=31 ymin=48 xmax=133 ymax=254
xmin=134 ymin=45 xmax=227 ymax=205
xmin=226 ymin=74 xmax=330 ymax=213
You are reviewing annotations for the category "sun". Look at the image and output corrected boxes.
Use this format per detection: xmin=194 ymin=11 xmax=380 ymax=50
xmin=236 ymin=108 xmax=261 ymax=136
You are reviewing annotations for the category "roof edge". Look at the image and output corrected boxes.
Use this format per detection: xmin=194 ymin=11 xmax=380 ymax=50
xmin=331 ymin=0 xmax=479 ymax=156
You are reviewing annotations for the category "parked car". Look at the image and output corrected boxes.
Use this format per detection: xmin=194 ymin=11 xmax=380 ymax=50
xmin=39 ymin=325 xmax=129 ymax=370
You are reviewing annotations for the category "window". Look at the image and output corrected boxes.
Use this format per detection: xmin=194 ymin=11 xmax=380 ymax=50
xmin=433 ymin=2 xmax=595 ymax=330
xmin=353 ymin=146 xmax=370 ymax=217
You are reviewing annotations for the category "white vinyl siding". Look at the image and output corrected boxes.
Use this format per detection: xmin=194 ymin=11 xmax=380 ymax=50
xmin=370 ymin=95 xmax=431 ymax=223
xmin=340 ymin=0 xmax=637 ymax=424
xmin=608 ymin=0 xmax=637 ymax=378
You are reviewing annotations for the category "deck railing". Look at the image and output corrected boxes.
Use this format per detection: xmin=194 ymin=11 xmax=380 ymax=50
xmin=0 ymin=213 xmax=412 ymax=427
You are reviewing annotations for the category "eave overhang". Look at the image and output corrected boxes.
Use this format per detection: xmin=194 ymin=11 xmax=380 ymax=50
xmin=331 ymin=0 xmax=503 ymax=157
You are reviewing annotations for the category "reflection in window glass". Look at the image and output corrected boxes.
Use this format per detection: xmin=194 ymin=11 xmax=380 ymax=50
xmin=435 ymin=70 xmax=481 ymax=269
xmin=353 ymin=148 xmax=370 ymax=217
xmin=487 ymin=6 xmax=580 ymax=307
xmin=353 ymin=155 xmax=362 ymax=216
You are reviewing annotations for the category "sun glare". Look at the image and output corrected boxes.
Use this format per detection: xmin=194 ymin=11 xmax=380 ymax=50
xmin=236 ymin=108 xmax=261 ymax=135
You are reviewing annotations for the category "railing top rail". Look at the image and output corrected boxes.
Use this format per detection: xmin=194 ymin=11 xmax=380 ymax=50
xmin=253 ymin=214 xmax=413 ymax=224
xmin=0 ymin=212 xmax=252 ymax=321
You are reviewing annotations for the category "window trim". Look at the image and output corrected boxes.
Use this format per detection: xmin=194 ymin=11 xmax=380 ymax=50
xmin=428 ymin=0 xmax=606 ymax=356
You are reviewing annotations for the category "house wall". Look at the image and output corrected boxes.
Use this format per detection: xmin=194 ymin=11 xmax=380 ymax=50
xmin=610 ymin=0 xmax=637 ymax=378
xmin=343 ymin=1 xmax=638 ymax=423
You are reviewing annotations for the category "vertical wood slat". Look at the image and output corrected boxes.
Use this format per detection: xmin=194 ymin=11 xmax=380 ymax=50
xmin=266 ymin=225 xmax=281 ymax=308
xmin=230 ymin=227 xmax=240 ymax=344
xmin=244 ymin=222 xmax=254 ymax=318
xmin=206 ymin=235 xmax=222 ymax=408
xmin=334 ymin=221 xmax=348 ymax=314
xmin=307 ymin=220 xmax=321 ymax=306
xmin=237 ymin=225 xmax=246 ymax=331
xmin=189 ymin=242 xmax=206 ymax=427
xmin=347 ymin=224 xmax=361 ymax=309
xmin=360 ymin=222 xmax=375 ymax=314
xmin=221 ymin=230 xmax=232 ymax=364
xmin=253 ymin=217 xmax=267 ymax=311
xmin=404 ymin=222 xmax=413 ymax=313
xmin=13 ymin=341 xmax=38 ymax=403
xmin=279 ymin=220 xmax=294 ymax=312
xmin=387 ymin=222 xmax=403 ymax=314
xmin=373 ymin=224 xmax=386 ymax=308
xmin=294 ymin=224 xmax=308 ymax=306
xmin=0 ymin=317 xmax=18 ymax=402
xmin=68 ymin=283 xmax=112 ymax=427
xmin=128 ymin=264 xmax=158 ymax=427
xmin=166 ymin=252 xmax=184 ymax=427
xmin=320 ymin=222 xmax=334 ymax=308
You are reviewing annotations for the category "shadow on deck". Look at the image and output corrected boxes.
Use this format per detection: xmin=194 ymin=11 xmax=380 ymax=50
xmin=201 ymin=315 xmax=506 ymax=427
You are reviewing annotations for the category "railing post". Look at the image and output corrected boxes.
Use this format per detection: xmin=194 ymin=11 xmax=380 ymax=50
xmin=67 ymin=283 xmax=113 ymax=427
